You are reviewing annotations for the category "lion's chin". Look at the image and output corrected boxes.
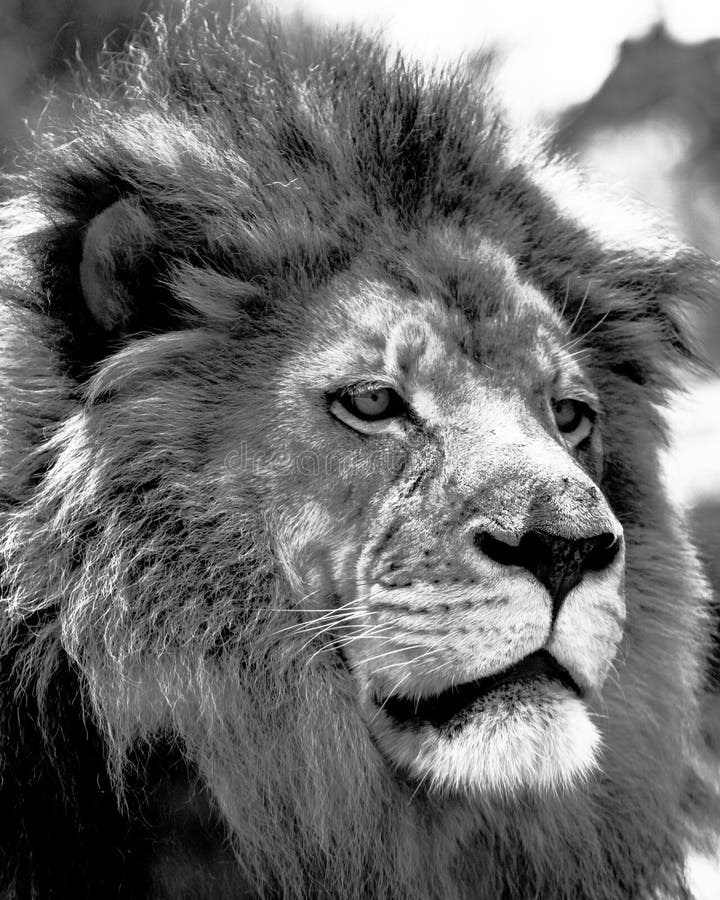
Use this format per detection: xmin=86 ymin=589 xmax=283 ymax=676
xmin=368 ymin=676 xmax=601 ymax=796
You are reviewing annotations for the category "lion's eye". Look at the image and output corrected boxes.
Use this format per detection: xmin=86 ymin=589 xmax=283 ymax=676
xmin=553 ymin=398 xmax=594 ymax=447
xmin=348 ymin=388 xmax=394 ymax=420
xmin=329 ymin=385 xmax=407 ymax=434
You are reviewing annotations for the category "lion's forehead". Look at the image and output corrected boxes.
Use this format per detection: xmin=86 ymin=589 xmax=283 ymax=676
xmin=294 ymin=262 xmax=565 ymax=408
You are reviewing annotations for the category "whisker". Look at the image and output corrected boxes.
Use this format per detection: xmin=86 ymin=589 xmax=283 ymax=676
xmin=559 ymin=277 xmax=571 ymax=320
xmin=290 ymin=613 xmax=369 ymax=650
xmin=273 ymin=608 xmax=366 ymax=634
xmin=370 ymin=671 xmax=413 ymax=724
xmin=565 ymin=302 xmax=614 ymax=352
xmin=410 ymin=768 xmax=433 ymax=802
xmin=360 ymin=645 xmax=426 ymax=669
xmin=303 ymin=627 xmax=399 ymax=667
xmin=565 ymin=280 xmax=592 ymax=335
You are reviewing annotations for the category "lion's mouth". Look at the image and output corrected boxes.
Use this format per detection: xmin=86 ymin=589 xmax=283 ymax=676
xmin=377 ymin=650 xmax=581 ymax=730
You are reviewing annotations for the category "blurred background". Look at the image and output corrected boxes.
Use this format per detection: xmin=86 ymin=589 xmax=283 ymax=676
xmin=1 ymin=0 xmax=718 ymax=892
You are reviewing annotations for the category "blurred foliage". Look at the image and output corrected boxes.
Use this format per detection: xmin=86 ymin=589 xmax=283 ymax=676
xmin=555 ymin=24 xmax=720 ymax=366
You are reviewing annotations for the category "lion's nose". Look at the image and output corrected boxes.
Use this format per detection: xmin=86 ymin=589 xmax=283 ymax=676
xmin=476 ymin=529 xmax=621 ymax=617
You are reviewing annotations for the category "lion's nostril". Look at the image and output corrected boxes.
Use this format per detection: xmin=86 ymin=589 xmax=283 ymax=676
xmin=584 ymin=531 xmax=621 ymax=571
xmin=476 ymin=528 xmax=622 ymax=616
xmin=475 ymin=532 xmax=523 ymax=567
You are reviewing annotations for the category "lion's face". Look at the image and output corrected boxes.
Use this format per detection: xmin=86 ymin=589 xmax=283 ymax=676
xmin=244 ymin=240 xmax=625 ymax=796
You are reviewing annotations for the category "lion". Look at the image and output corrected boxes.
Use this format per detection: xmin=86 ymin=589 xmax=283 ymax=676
xmin=1 ymin=4 xmax=718 ymax=898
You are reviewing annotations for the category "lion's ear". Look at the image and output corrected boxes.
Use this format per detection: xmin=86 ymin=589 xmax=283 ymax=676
xmin=79 ymin=199 xmax=157 ymax=333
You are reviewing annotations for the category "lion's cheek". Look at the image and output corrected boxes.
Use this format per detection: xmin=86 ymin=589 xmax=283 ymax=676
xmin=268 ymin=499 xmax=367 ymax=599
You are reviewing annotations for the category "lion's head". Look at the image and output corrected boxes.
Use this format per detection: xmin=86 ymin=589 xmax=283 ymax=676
xmin=1 ymin=5 xmax=718 ymax=899
xmin=253 ymin=258 xmax=626 ymax=797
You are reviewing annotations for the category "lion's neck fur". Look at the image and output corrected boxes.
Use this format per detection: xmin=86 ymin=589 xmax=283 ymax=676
xmin=6 ymin=574 xmax=694 ymax=900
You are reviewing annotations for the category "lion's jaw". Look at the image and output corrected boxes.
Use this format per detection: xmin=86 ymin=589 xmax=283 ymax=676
xmin=365 ymin=676 xmax=601 ymax=795
xmin=276 ymin=268 xmax=626 ymax=798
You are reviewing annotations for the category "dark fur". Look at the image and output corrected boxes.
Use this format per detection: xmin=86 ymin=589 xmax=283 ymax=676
xmin=1 ymin=3 xmax=718 ymax=898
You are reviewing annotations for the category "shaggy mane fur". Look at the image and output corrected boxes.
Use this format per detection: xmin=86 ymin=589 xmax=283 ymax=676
xmin=1 ymin=3 xmax=719 ymax=898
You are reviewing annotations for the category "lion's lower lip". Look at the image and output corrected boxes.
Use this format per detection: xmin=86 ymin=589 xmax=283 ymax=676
xmin=377 ymin=650 xmax=582 ymax=730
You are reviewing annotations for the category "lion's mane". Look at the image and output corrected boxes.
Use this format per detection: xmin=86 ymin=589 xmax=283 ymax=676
xmin=0 ymin=4 xmax=718 ymax=898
